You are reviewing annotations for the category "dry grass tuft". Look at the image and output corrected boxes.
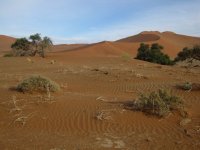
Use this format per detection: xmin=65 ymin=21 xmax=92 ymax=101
xmin=9 ymin=95 xmax=22 ymax=113
xmin=121 ymin=53 xmax=132 ymax=62
xmin=95 ymin=111 xmax=112 ymax=121
xmin=3 ymin=53 xmax=13 ymax=57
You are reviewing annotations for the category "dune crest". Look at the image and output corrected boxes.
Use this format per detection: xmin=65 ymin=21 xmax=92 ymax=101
xmin=116 ymin=33 xmax=160 ymax=43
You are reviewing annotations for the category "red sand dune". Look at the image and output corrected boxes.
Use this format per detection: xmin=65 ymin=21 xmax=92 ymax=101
xmin=51 ymin=44 xmax=88 ymax=52
xmin=55 ymin=31 xmax=200 ymax=58
xmin=116 ymin=32 xmax=160 ymax=43
xmin=1 ymin=31 xmax=200 ymax=58
xmin=0 ymin=35 xmax=16 ymax=54
xmin=60 ymin=41 xmax=125 ymax=57
xmin=115 ymin=31 xmax=200 ymax=58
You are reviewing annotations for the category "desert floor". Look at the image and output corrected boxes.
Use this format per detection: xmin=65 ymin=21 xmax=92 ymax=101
xmin=0 ymin=54 xmax=200 ymax=150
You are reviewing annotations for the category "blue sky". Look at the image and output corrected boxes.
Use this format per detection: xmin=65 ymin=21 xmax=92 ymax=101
xmin=0 ymin=0 xmax=200 ymax=44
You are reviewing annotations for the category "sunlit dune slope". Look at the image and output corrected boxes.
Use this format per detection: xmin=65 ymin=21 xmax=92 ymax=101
xmin=1 ymin=31 xmax=200 ymax=58
xmin=0 ymin=35 xmax=16 ymax=54
xmin=56 ymin=31 xmax=200 ymax=58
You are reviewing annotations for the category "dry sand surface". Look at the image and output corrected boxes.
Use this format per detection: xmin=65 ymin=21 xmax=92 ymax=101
xmin=0 ymin=31 xmax=200 ymax=149
xmin=0 ymin=53 xmax=200 ymax=150
xmin=52 ymin=44 xmax=88 ymax=53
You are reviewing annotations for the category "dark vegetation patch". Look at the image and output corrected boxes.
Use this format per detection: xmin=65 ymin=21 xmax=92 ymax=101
xmin=135 ymin=43 xmax=173 ymax=65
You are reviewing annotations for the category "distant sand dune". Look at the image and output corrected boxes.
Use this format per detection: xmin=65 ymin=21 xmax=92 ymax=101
xmin=1 ymin=31 xmax=200 ymax=58
xmin=53 ymin=31 xmax=200 ymax=58
xmin=0 ymin=35 xmax=16 ymax=55
xmin=116 ymin=33 xmax=160 ymax=43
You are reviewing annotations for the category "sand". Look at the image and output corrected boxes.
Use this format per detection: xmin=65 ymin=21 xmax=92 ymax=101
xmin=0 ymin=31 xmax=200 ymax=149
xmin=52 ymin=31 xmax=200 ymax=58
xmin=0 ymin=55 xmax=199 ymax=149
xmin=0 ymin=35 xmax=16 ymax=55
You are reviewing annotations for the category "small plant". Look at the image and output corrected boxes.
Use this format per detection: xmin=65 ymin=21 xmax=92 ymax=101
xmin=127 ymin=89 xmax=184 ymax=117
xmin=17 ymin=75 xmax=60 ymax=93
xmin=182 ymin=82 xmax=192 ymax=91
xmin=3 ymin=53 xmax=13 ymax=57
xmin=121 ymin=52 xmax=132 ymax=62
xmin=10 ymin=95 xmax=22 ymax=113
xmin=178 ymin=82 xmax=200 ymax=91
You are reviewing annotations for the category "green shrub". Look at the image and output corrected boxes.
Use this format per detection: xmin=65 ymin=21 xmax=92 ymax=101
xmin=130 ymin=89 xmax=183 ymax=117
xmin=17 ymin=75 xmax=60 ymax=93
xmin=182 ymin=82 xmax=192 ymax=91
xmin=3 ymin=53 xmax=13 ymax=57
xmin=135 ymin=43 xmax=173 ymax=65
xmin=178 ymin=82 xmax=200 ymax=91
xmin=174 ymin=45 xmax=200 ymax=62
xmin=11 ymin=34 xmax=53 ymax=58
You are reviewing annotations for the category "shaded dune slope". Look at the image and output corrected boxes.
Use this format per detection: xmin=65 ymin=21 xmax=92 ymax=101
xmin=116 ymin=33 xmax=160 ymax=43
xmin=51 ymin=44 xmax=88 ymax=52
xmin=59 ymin=41 xmax=125 ymax=57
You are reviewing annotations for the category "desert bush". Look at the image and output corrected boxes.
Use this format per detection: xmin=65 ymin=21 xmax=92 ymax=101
xmin=17 ymin=75 xmax=60 ymax=93
xmin=11 ymin=34 xmax=53 ymax=58
xmin=178 ymin=82 xmax=200 ymax=91
xmin=11 ymin=38 xmax=30 ymax=51
xmin=174 ymin=45 xmax=200 ymax=62
xmin=129 ymin=89 xmax=183 ymax=117
xmin=135 ymin=43 xmax=173 ymax=65
xmin=182 ymin=82 xmax=192 ymax=91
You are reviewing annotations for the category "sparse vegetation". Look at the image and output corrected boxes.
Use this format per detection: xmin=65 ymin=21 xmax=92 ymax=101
xmin=174 ymin=45 xmax=200 ymax=62
xmin=17 ymin=75 xmax=60 ymax=93
xmin=178 ymin=82 xmax=200 ymax=91
xmin=11 ymin=33 xmax=53 ymax=58
xmin=3 ymin=53 xmax=13 ymax=57
xmin=126 ymin=89 xmax=184 ymax=117
xmin=182 ymin=82 xmax=192 ymax=91
xmin=135 ymin=43 xmax=174 ymax=65
xmin=11 ymin=38 xmax=31 ymax=56
xmin=121 ymin=52 xmax=132 ymax=62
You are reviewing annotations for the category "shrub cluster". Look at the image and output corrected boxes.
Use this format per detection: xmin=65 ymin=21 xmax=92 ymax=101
xmin=174 ymin=45 xmax=200 ymax=62
xmin=17 ymin=75 xmax=60 ymax=93
xmin=135 ymin=43 xmax=173 ymax=65
xmin=11 ymin=33 xmax=53 ymax=58
xmin=130 ymin=89 xmax=183 ymax=117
